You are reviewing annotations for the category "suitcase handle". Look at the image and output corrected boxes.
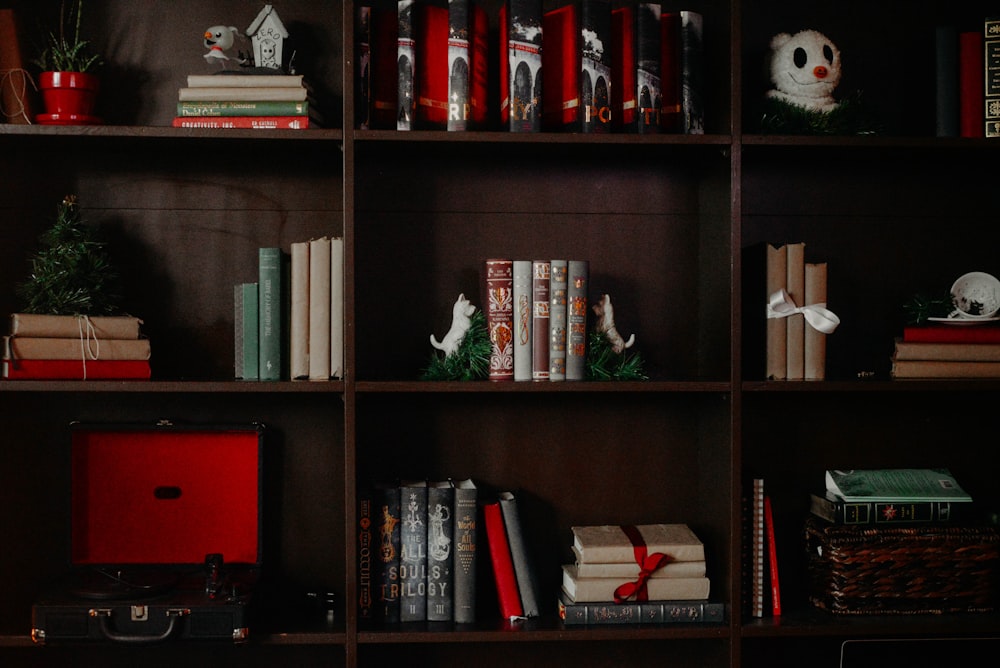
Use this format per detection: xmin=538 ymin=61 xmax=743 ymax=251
xmin=90 ymin=607 xmax=190 ymax=644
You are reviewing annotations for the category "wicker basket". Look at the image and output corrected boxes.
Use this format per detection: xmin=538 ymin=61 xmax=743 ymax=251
xmin=805 ymin=516 xmax=1000 ymax=614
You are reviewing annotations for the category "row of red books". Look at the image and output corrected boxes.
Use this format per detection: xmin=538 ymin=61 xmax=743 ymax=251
xmin=2 ymin=313 xmax=150 ymax=380
xmin=357 ymin=0 xmax=704 ymax=134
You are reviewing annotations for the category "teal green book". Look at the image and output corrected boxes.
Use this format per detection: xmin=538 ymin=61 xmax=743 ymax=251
xmin=235 ymin=282 xmax=259 ymax=379
xmin=176 ymin=100 xmax=310 ymax=117
xmin=258 ymin=247 xmax=288 ymax=381
xmin=825 ymin=468 xmax=973 ymax=503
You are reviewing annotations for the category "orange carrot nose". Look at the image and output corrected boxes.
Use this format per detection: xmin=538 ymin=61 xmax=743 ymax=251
xmin=814 ymin=66 xmax=828 ymax=79
xmin=205 ymin=31 xmax=213 ymax=39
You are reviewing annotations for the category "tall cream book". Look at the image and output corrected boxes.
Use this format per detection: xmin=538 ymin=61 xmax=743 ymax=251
xmin=571 ymin=549 xmax=707 ymax=579
xmin=290 ymin=240 xmax=310 ymax=380
xmin=330 ymin=237 xmax=345 ymax=379
xmin=572 ymin=524 xmax=705 ymax=563
xmin=177 ymin=86 xmax=308 ymax=102
xmin=892 ymin=338 xmax=1000 ymax=361
xmin=766 ymin=243 xmax=788 ymax=380
xmin=309 ymin=237 xmax=332 ymax=380
xmin=804 ymin=261 xmax=828 ymax=380
xmin=9 ymin=313 xmax=143 ymax=339
xmin=186 ymin=74 xmax=304 ymax=88
xmin=785 ymin=242 xmax=806 ymax=379
xmin=4 ymin=335 xmax=150 ymax=360
xmin=561 ymin=565 xmax=711 ymax=602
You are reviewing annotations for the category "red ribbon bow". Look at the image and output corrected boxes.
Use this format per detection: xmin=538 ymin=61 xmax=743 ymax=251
xmin=613 ymin=525 xmax=673 ymax=604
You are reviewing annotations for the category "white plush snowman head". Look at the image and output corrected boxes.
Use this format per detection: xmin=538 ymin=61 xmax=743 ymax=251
xmin=767 ymin=29 xmax=842 ymax=113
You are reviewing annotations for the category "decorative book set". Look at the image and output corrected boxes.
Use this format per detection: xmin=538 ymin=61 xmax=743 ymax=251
xmin=174 ymin=73 xmax=314 ymax=129
xmin=235 ymin=239 xmax=345 ymax=381
xmin=359 ymin=0 xmax=703 ymax=134
xmin=891 ymin=324 xmax=1000 ymax=378
xmin=936 ymin=17 xmax=1000 ymax=138
xmin=2 ymin=313 xmax=150 ymax=380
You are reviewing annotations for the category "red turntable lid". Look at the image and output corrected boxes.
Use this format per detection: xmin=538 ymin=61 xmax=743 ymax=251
xmin=69 ymin=423 xmax=263 ymax=568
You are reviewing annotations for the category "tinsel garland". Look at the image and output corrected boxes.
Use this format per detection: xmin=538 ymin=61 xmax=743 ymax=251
xmin=759 ymin=91 xmax=881 ymax=136
xmin=421 ymin=310 xmax=491 ymax=381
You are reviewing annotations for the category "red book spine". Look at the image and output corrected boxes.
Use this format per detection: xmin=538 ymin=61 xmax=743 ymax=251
xmin=172 ymin=116 xmax=309 ymax=129
xmin=415 ymin=0 xmax=449 ymax=129
xmin=2 ymin=358 xmax=151 ymax=380
xmin=764 ymin=495 xmax=781 ymax=616
xmin=959 ymin=30 xmax=984 ymax=138
xmin=486 ymin=259 xmax=514 ymax=381
xmin=612 ymin=6 xmax=637 ymax=131
xmin=903 ymin=325 xmax=1000 ymax=343
xmin=483 ymin=500 xmax=524 ymax=621
xmin=542 ymin=4 xmax=579 ymax=130
xmin=468 ymin=3 xmax=489 ymax=128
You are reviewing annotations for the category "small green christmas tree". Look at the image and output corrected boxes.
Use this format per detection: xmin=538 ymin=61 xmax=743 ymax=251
xmin=17 ymin=195 xmax=122 ymax=315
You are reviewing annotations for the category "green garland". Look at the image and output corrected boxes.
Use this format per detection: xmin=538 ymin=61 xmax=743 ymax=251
xmin=902 ymin=291 xmax=953 ymax=325
xmin=421 ymin=310 xmax=491 ymax=381
xmin=585 ymin=330 xmax=648 ymax=381
xmin=759 ymin=91 xmax=881 ymax=136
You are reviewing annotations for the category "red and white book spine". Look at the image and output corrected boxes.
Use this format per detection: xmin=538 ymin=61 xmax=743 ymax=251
xmin=172 ymin=115 xmax=309 ymax=129
xmin=485 ymin=259 xmax=514 ymax=381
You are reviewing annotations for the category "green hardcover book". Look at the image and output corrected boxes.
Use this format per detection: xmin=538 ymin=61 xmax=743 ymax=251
xmin=258 ymin=247 xmax=288 ymax=381
xmin=825 ymin=468 xmax=973 ymax=503
xmin=234 ymin=282 xmax=259 ymax=379
xmin=177 ymin=100 xmax=310 ymax=117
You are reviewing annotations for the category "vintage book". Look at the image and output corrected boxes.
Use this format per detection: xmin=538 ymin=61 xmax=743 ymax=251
xmin=451 ymin=478 xmax=477 ymax=624
xmin=566 ymin=260 xmax=589 ymax=381
xmin=356 ymin=6 xmax=373 ymax=129
xmin=370 ymin=3 xmax=399 ymax=129
xmin=959 ymin=30 xmax=983 ymax=138
xmin=803 ymin=261 xmax=828 ymax=380
xmin=558 ymin=591 xmax=724 ymax=625
xmin=399 ymin=480 xmax=428 ymax=621
xmin=330 ymin=237 xmax=345 ymax=379
xmin=935 ymin=25 xmax=959 ymax=137
xmin=679 ymin=10 xmax=704 ymax=134
xmin=171 ymin=116 xmax=309 ymax=129
xmin=177 ymin=86 xmax=308 ymax=102
xmin=376 ymin=482 xmax=402 ymax=623
xmin=542 ymin=0 xmax=613 ymax=133
xmin=397 ymin=0 xmax=416 ymax=130
xmin=764 ymin=495 xmax=780 ymax=616
xmin=549 ymin=259 xmax=568 ymax=381
xmin=445 ymin=0 xmax=489 ymax=130
xmin=234 ymin=282 xmax=259 ymax=380
xmin=309 ymin=237 xmax=332 ymax=380
xmin=985 ymin=18 xmax=1000 ymax=137
xmin=186 ymin=74 xmax=305 ymax=88
xmin=750 ymin=477 xmax=765 ymax=618
xmin=612 ymin=3 xmax=661 ymax=133
xmin=902 ymin=324 xmax=1000 ymax=343
xmin=512 ymin=260 xmax=533 ymax=381
xmin=8 ymin=313 xmax=143 ymax=339
xmin=290 ymin=240 xmax=310 ymax=380
xmin=499 ymin=0 xmax=543 ymax=132
xmin=891 ymin=358 xmax=1000 ymax=378
xmin=483 ymin=500 xmax=524 ymax=621
xmin=486 ymin=259 xmax=515 ymax=381
xmin=498 ymin=491 xmax=540 ymax=618
xmin=258 ymin=246 xmax=288 ymax=381
xmin=892 ymin=338 xmax=1000 ymax=361
xmin=572 ymin=524 xmax=706 ymax=563
xmin=561 ymin=565 xmax=711 ymax=603
xmin=660 ymin=11 xmax=682 ymax=132
xmin=809 ymin=491 xmax=974 ymax=526
xmin=426 ymin=481 xmax=454 ymax=622
xmin=2 ymin=358 xmax=151 ymax=380
xmin=176 ymin=100 xmax=310 ymax=116
xmin=531 ymin=260 xmax=551 ymax=380
xmin=785 ymin=242 xmax=806 ymax=380
xmin=742 ymin=243 xmax=788 ymax=380
xmin=0 ymin=9 xmax=34 ymax=124
xmin=825 ymin=468 xmax=973 ymax=503
xmin=572 ymin=550 xmax=706 ymax=579
xmin=357 ymin=488 xmax=376 ymax=620
xmin=414 ymin=0 xmax=449 ymax=129
xmin=3 ymin=336 xmax=150 ymax=361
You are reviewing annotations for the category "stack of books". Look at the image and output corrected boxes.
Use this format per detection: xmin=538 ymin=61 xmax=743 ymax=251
xmin=891 ymin=323 xmax=1000 ymax=378
xmin=558 ymin=523 xmax=722 ymax=625
xmin=2 ymin=313 xmax=150 ymax=379
xmin=173 ymin=73 xmax=313 ymax=129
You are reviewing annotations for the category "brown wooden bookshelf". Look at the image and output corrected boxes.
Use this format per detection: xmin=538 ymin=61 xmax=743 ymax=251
xmin=2 ymin=1 xmax=999 ymax=667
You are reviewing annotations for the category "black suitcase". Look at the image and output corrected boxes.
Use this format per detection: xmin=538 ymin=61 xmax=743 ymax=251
xmin=32 ymin=422 xmax=264 ymax=644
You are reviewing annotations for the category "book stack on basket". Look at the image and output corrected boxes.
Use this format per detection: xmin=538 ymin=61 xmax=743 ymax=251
xmin=2 ymin=313 xmax=150 ymax=380
xmin=173 ymin=73 xmax=315 ymax=129
xmin=558 ymin=523 xmax=723 ymax=625
xmin=807 ymin=468 xmax=1000 ymax=615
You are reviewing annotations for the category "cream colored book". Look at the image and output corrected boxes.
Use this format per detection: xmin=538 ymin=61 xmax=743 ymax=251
xmin=571 ymin=524 xmax=705 ymax=563
xmin=804 ymin=261 xmax=828 ymax=380
xmin=572 ymin=548 xmax=707 ymax=579
xmin=561 ymin=565 xmax=710 ymax=603
xmin=766 ymin=243 xmax=788 ymax=380
xmin=290 ymin=240 xmax=310 ymax=380
xmin=186 ymin=74 xmax=304 ymax=88
xmin=785 ymin=242 xmax=806 ymax=379
xmin=329 ymin=237 xmax=345 ymax=380
xmin=9 ymin=313 xmax=142 ymax=339
xmin=5 ymin=335 xmax=150 ymax=360
xmin=309 ymin=237 xmax=332 ymax=380
xmin=177 ymin=86 xmax=308 ymax=102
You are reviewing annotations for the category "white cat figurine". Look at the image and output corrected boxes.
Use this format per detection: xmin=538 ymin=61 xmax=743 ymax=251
xmin=430 ymin=293 xmax=476 ymax=356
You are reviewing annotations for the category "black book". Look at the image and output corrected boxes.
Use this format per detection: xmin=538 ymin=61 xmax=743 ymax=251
xmin=376 ymin=482 xmax=402 ymax=623
xmin=399 ymin=480 xmax=428 ymax=622
xmin=426 ymin=480 xmax=454 ymax=621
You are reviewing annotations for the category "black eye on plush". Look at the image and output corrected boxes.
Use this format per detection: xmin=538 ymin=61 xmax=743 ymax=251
xmin=823 ymin=44 xmax=834 ymax=63
xmin=794 ymin=47 xmax=807 ymax=68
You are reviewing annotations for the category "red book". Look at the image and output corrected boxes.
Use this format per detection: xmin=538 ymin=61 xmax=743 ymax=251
xmin=2 ymin=358 xmax=151 ymax=380
xmin=903 ymin=324 xmax=1000 ymax=344
xmin=486 ymin=259 xmax=514 ymax=381
xmin=172 ymin=116 xmax=309 ymax=129
xmin=660 ymin=11 xmax=682 ymax=132
xmin=612 ymin=3 xmax=661 ymax=133
xmin=764 ymin=495 xmax=781 ymax=616
xmin=415 ymin=0 xmax=449 ymax=129
xmin=959 ymin=30 xmax=984 ymax=138
xmin=483 ymin=500 xmax=524 ymax=621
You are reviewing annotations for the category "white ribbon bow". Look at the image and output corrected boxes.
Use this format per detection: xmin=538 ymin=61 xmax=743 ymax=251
xmin=766 ymin=289 xmax=840 ymax=334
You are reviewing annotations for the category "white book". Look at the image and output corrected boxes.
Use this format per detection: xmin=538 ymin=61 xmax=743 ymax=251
xmin=309 ymin=237 xmax=332 ymax=380
xmin=330 ymin=237 xmax=345 ymax=379
xmin=290 ymin=241 xmax=310 ymax=380
xmin=561 ymin=565 xmax=711 ymax=603
xmin=512 ymin=260 xmax=532 ymax=381
xmin=187 ymin=74 xmax=304 ymax=88
xmin=177 ymin=86 xmax=308 ymax=102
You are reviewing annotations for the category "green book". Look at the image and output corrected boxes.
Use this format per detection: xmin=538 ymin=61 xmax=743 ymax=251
xmin=258 ymin=247 xmax=288 ymax=381
xmin=176 ymin=100 xmax=310 ymax=117
xmin=825 ymin=468 xmax=973 ymax=503
xmin=234 ymin=282 xmax=259 ymax=379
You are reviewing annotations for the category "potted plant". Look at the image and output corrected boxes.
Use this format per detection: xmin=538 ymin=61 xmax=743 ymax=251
xmin=32 ymin=0 xmax=103 ymax=124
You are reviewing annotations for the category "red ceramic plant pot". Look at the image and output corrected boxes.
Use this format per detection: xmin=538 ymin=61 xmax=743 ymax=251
xmin=37 ymin=71 xmax=100 ymax=122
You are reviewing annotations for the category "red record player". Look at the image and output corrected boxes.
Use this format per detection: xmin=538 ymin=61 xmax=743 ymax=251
xmin=32 ymin=421 xmax=264 ymax=644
